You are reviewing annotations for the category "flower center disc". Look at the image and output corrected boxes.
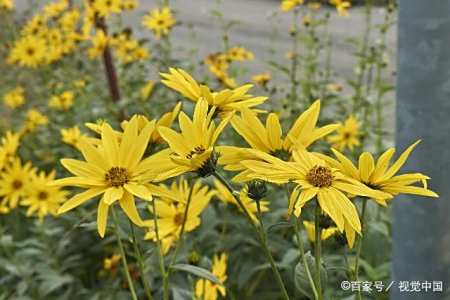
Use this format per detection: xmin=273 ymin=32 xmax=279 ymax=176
xmin=174 ymin=212 xmax=185 ymax=226
xmin=306 ymin=166 xmax=333 ymax=188
xmin=38 ymin=191 xmax=49 ymax=200
xmin=12 ymin=180 xmax=23 ymax=190
xmin=105 ymin=167 xmax=130 ymax=187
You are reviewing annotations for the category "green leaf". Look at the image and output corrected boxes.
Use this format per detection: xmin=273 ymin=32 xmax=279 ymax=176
xmin=294 ymin=252 xmax=327 ymax=299
xmin=170 ymin=264 xmax=223 ymax=285
xmin=267 ymin=221 xmax=293 ymax=232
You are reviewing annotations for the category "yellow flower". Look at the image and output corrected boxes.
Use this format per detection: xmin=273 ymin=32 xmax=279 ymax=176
xmin=88 ymin=30 xmax=108 ymax=59
xmin=144 ymin=178 xmax=214 ymax=254
xmin=158 ymin=99 xmax=231 ymax=176
xmin=21 ymin=170 xmax=68 ymax=220
xmin=60 ymin=126 xmax=98 ymax=149
xmin=303 ymin=221 xmax=339 ymax=242
xmin=280 ymin=0 xmax=304 ymax=12
xmin=330 ymin=0 xmax=351 ymax=17
xmin=103 ymin=254 xmax=121 ymax=272
xmin=0 ymin=0 xmax=14 ymax=10
xmin=92 ymin=0 xmax=122 ymax=17
xmin=161 ymin=68 xmax=267 ymax=115
xmin=195 ymin=253 xmax=228 ymax=300
xmin=0 ymin=158 xmax=36 ymax=209
xmin=326 ymin=83 xmax=343 ymax=93
xmin=3 ymin=86 xmax=25 ymax=109
xmin=51 ymin=116 xmax=168 ymax=237
xmin=22 ymin=109 xmax=49 ymax=133
xmin=240 ymin=149 xmax=391 ymax=233
xmin=227 ymin=46 xmax=254 ymax=61
xmin=43 ymin=0 xmax=68 ymax=18
xmin=121 ymin=0 xmax=138 ymax=11
xmin=7 ymin=35 xmax=47 ymax=68
xmin=322 ymin=141 xmax=439 ymax=202
xmin=0 ymin=131 xmax=21 ymax=166
xmin=214 ymin=179 xmax=269 ymax=223
xmin=142 ymin=7 xmax=176 ymax=39
xmin=327 ymin=115 xmax=361 ymax=151
xmin=111 ymin=33 xmax=150 ymax=64
xmin=140 ymin=80 xmax=155 ymax=100
xmin=251 ymin=72 xmax=271 ymax=86
xmin=218 ymin=101 xmax=339 ymax=181
xmin=48 ymin=90 xmax=75 ymax=111
xmin=0 ymin=203 xmax=9 ymax=214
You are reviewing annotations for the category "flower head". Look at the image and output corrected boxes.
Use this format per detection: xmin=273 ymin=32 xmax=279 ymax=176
xmin=0 ymin=158 xmax=36 ymax=209
xmin=3 ymin=87 xmax=25 ymax=109
xmin=88 ymin=30 xmax=108 ymax=59
xmin=280 ymin=0 xmax=304 ymax=12
xmin=142 ymin=7 xmax=176 ymax=39
xmin=161 ymin=68 xmax=267 ymax=116
xmin=21 ymin=170 xmax=68 ymax=220
xmin=330 ymin=0 xmax=351 ymax=17
xmin=144 ymin=178 xmax=214 ymax=254
xmin=48 ymin=90 xmax=75 ymax=111
xmin=158 ymin=99 xmax=231 ymax=177
xmin=252 ymin=72 xmax=271 ymax=86
xmin=52 ymin=116 xmax=171 ymax=237
xmin=327 ymin=115 xmax=361 ymax=151
xmin=195 ymin=253 xmax=228 ymax=300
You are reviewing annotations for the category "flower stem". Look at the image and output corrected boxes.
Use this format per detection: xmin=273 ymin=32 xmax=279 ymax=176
xmin=354 ymin=199 xmax=368 ymax=300
xmin=111 ymin=207 xmax=138 ymax=300
xmin=129 ymin=220 xmax=154 ymax=300
xmin=212 ymin=171 xmax=290 ymax=300
xmin=292 ymin=217 xmax=318 ymax=299
xmin=150 ymin=199 xmax=169 ymax=300
xmin=314 ymin=204 xmax=323 ymax=300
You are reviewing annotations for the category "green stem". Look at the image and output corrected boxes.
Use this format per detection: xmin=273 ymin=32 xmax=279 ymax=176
xmin=129 ymin=221 xmax=154 ymax=300
xmin=314 ymin=204 xmax=323 ymax=300
xmin=354 ymin=199 xmax=368 ymax=300
xmin=150 ymin=199 xmax=169 ymax=300
xmin=111 ymin=207 xmax=138 ymax=300
xmin=212 ymin=171 xmax=290 ymax=300
xmin=292 ymin=217 xmax=318 ymax=299
xmin=289 ymin=9 xmax=299 ymax=107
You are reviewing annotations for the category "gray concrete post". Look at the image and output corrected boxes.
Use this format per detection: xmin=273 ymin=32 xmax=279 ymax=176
xmin=393 ymin=1 xmax=450 ymax=299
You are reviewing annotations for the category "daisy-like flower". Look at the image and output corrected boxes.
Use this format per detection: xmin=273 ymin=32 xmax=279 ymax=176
xmin=0 ymin=158 xmax=36 ymax=209
xmin=280 ymin=0 xmax=304 ymax=12
xmin=142 ymin=7 xmax=176 ymax=39
xmin=144 ymin=178 xmax=214 ymax=254
xmin=21 ymin=109 xmax=48 ymax=133
xmin=241 ymin=149 xmax=391 ymax=234
xmin=252 ymin=72 xmax=271 ymax=87
xmin=303 ymin=221 xmax=339 ymax=243
xmin=321 ymin=141 xmax=438 ymax=201
xmin=7 ymin=35 xmax=47 ymax=68
xmin=161 ymin=68 xmax=267 ymax=116
xmin=120 ymin=102 xmax=182 ymax=144
xmin=51 ymin=116 xmax=169 ymax=237
xmin=329 ymin=0 xmax=351 ymax=17
xmin=91 ymin=0 xmax=122 ymax=17
xmin=214 ymin=179 xmax=269 ymax=223
xmin=227 ymin=46 xmax=254 ymax=61
xmin=103 ymin=254 xmax=121 ymax=275
xmin=0 ymin=0 xmax=14 ymax=10
xmin=0 ymin=131 xmax=20 ymax=165
xmin=327 ymin=115 xmax=361 ymax=151
xmin=3 ymin=86 xmax=25 ymax=109
xmin=60 ymin=126 xmax=98 ymax=149
xmin=195 ymin=253 xmax=228 ymax=300
xmin=88 ymin=30 xmax=108 ymax=59
xmin=218 ymin=100 xmax=339 ymax=181
xmin=21 ymin=170 xmax=68 ymax=220
xmin=48 ymin=90 xmax=75 ymax=111
xmin=157 ymin=99 xmax=231 ymax=177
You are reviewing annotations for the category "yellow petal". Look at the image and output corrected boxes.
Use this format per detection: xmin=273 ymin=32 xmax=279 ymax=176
xmin=124 ymin=183 xmax=152 ymax=201
xmin=58 ymin=187 xmax=105 ymax=214
xmin=119 ymin=192 xmax=144 ymax=226
xmin=97 ymin=198 xmax=109 ymax=238
xmin=104 ymin=187 xmax=124 ymax=205
xmin=359 ymin=152 xmax=375 ymax=183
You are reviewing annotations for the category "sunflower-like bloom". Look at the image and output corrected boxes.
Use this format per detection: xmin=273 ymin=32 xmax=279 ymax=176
xmin=21 ymin=170 xmax=68 ymax=220
xmin=48 ymin=90 xmax=75 ymax=111
xmin=280 ymin=0 xmax=304 ymax=12
xmin=241 ymin=149 xmax=391 ymax=234
xmin=303 ymin=221 xmax=339 ymax=242
xmin=0 ymin=158 xmax=36 ymax=209
xmin=3 ymin=86 xmax=25 ymax=109
xmin=195 ymin=253 xmax=228 ymax=300
xmin=327 ymin=115 xmax=361 ymax=151
xmin=88 ymin=29 xmax=108 ymax=59
xmin=52 ymin=116 xmax=171 ymax=237
xmin=7 ymin=35 xmax=48 ymax=68
xmin=213 ymin=179 xmax=269 ymax=223
xmin=120 ymin=102 xmax=182 ymax=144
xmin=142 ymin=7 xmax=176 ymax=39
xmin=0 ymin=0 xmax=14 ymax=10
xmin=21 ymin=109 xmax=48 ymax=134
xmin=218 ymin=100 xmax=339 ymax=181
xmin=60 ymin=126 xmax=98 ymax=149
xmin=320 ymin=141 xmax=438 ymax=202
xmin=0 ymin=131 xmax=21 ymax=165
xmin=158 ymin=99 xmax=231 ymax=177
xmin=144 ymin=178 xmax=214 ymax=254
xmin=160 ymin=68 xmax=267 ymax=116
xmin=329 ymin=0 xmax=351 ymax=17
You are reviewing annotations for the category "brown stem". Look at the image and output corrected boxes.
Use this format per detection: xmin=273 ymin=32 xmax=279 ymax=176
xmin=95 ymin=17 xmax=125 ymax=120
